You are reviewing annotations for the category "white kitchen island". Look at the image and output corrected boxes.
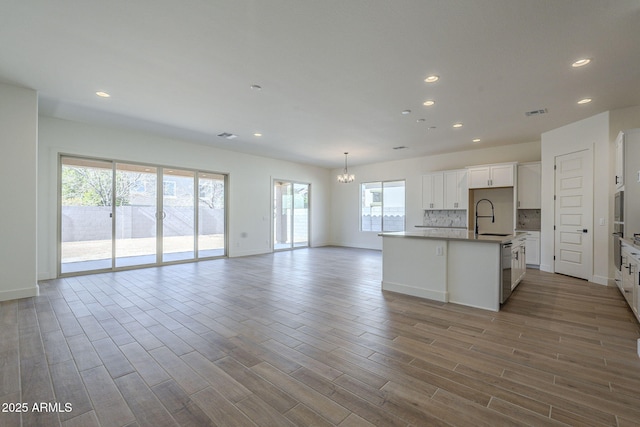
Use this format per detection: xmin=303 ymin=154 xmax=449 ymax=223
xmin=380 ymin=229 xmax=525 ymax=311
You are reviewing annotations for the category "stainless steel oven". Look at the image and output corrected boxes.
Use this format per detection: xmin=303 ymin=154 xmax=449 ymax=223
xmin=613 ymin=223 xmax=624 ymax=269
xmin=615 ymin=191 xmax=624 ymax=223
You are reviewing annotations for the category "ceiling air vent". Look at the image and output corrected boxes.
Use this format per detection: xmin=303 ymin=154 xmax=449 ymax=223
xmin=393 ymin=146 xmax=407 ymax=150
xmin=525 ymin=108 xmax=548 ymax=117
xmin=217 ymin=132 xmax=238 ymax=139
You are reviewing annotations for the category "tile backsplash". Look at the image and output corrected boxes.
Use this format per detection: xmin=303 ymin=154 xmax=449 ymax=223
xmin=423 ymin=210 xmax=467 ymax=228
xmin=517 ymin=209 xmax=541 ymax=230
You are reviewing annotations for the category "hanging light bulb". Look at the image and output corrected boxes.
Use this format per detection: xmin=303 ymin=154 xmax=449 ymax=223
xmin=337 ymin=152 xmax=355 ymax=183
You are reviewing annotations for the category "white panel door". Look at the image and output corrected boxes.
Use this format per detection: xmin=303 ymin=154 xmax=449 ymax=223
xmin=554 ymin=149 xmax=593 ymax=280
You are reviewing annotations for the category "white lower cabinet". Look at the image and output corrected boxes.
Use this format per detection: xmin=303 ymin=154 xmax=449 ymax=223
xmin=523 ymin=231 xmax=540 ymax=266
xmin=621 ymin=245 xmax=639 ymax=319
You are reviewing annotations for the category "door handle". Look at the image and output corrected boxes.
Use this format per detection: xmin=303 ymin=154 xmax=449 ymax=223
xmin=576 ymin=229 xmax=588 ymax=233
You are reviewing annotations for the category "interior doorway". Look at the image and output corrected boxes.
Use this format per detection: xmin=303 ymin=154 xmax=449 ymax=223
xmin=554 ymin=149 xmax=593 ymax=280
xmin=273 ymin=180 xmax=309 ymax=251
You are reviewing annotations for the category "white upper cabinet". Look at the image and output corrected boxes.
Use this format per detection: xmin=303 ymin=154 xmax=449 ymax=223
xmin=517 ymin=162 xmax=541 ymax=209
xmin=467 ymin=163 xmax=515 ymax=188
xmin=615 ymin=131 xmax=624 ymax=190
xmin=422 ymin=173 xmax=444 ymax=210
xmin=443 ymin=169 xmax=468 ymax=210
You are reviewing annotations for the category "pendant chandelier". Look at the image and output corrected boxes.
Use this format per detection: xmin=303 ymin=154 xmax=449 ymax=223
xmin=337 ymin=152 xmax=355 ymax=183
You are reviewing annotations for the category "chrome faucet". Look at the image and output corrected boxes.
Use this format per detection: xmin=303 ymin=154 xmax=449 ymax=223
xmin=474 ymin=198 xmax=495 ymax=235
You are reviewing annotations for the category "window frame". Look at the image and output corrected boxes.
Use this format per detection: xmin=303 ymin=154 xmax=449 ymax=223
xmin=359 ymin=179 xmax=406 ymax=233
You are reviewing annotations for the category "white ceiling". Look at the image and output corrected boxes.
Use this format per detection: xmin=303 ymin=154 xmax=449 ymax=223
xmin=1 ymin=0 xmax=639 ymax=168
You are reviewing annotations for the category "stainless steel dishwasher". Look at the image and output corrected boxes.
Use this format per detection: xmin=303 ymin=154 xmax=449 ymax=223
xmin=500 ymin=242 xmax=513 ymax=303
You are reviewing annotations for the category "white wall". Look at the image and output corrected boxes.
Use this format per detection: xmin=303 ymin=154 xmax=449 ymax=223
xmin=38 ymin=117 xmax=332 ymax=280
xmin=540 ymin=112 xmax=610 ymax=284
xmin=0 ymin=83 xmax=39 ymax=301
xmin=330 ymin=141 xmax=541 ymax=249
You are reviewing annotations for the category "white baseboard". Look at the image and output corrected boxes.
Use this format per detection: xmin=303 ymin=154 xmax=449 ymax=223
xmin=539 ymin=263 xmax=553 ymax=273
xmin=38 ymin=271 xmax=53 ymax=281
xmin=229 ymin=248 xmax=270 ymax=258
xmin=0 ymin=285 xmax=39 ymax=302
xmin=382 ymin=280 xmax=448 ymax=303
xmin=591 ymin=275 xmax=609 ymax=286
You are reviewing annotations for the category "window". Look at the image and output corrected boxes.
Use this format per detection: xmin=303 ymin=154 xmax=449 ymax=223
xmin=361 ymin=180 xmax=405 ymax=232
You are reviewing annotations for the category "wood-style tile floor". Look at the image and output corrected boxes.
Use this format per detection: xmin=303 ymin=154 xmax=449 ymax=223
xmin=2 ymin=247 xmax=640 ymax=426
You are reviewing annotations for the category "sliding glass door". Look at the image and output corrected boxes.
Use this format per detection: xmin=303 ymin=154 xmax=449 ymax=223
xmin=273 ymin=180 xmax=309 ymax=251
xmin=198 ymin=173 xmax=226 ymax=258
xmin=61 ymin=157 xmax=114 ymax=274
xmin=162 ymin=169 xmax=195 ymax=262
xmin=115 ymin=163 xmax=158 ymax=268
xmin=59 ymin=156 xmax=227 ymax=276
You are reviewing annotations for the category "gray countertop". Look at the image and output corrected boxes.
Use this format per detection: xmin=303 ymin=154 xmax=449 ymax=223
xmin=621 ymin=237 xmax=640 ymax=251
xmin=380 ymin=229 xmax=525 ymax=244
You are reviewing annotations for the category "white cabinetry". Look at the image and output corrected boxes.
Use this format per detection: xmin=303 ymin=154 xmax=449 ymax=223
xmin=523 ymin=231 xmax=540 ymax=266
xmin=444 ymin=169 xmax=468 ymax=210
xmin=621 ymin=244 xmax=639 ymax=319
xmin=615 ymin=132 xmax=624 ymax=190
xmin=517 ymin=162 xmax=541 ymax=209
xmin=468 ymin=163 xmax=515 ymax=188
xmin=422 ymin=173 xmax=444 ymax=210
xmin=423 ymin=170 xmax=468 ymax=210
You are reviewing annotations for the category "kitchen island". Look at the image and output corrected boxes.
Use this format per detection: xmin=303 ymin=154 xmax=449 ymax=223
xmin=380 ymin=229 xmax=526 ymax=311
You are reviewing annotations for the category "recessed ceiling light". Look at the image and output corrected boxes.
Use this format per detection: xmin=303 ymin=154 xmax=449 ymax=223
xmin=427 ymin=126 xmax=436 ymax=130
xmin=401 ymin=109 xmax=412 ymax=115
xmin=95 ymin=91 xmax=110 ymax=98
xmin=572 ymin=58 xmax=591 ymax=68
xmin=423 ymin=100 xmax=435 ymax=107
xmin=250 ymin=84 xmax=262 ymax=90
xmin=253 ymin=133 xmax=262 ymax=137
xmin=416 ymin=118 xmax=426 ymax=123
xmin=452 ymin=123 xmax=463 ymax=128
xmin=424 ymin=75 xmax=439 ymax=83
xmin=577 ymin=98 xmax=592 ymax=104
xmin=472 ymin=138 xmax=481 ymax=143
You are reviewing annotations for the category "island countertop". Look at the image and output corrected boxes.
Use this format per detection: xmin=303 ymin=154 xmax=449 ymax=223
xmin=380 ymin=229 xmax=525 ymax=244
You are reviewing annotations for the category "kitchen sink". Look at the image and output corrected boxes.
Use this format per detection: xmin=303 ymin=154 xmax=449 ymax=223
xmin=478 ymin=233 xmax=511 ymax=236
